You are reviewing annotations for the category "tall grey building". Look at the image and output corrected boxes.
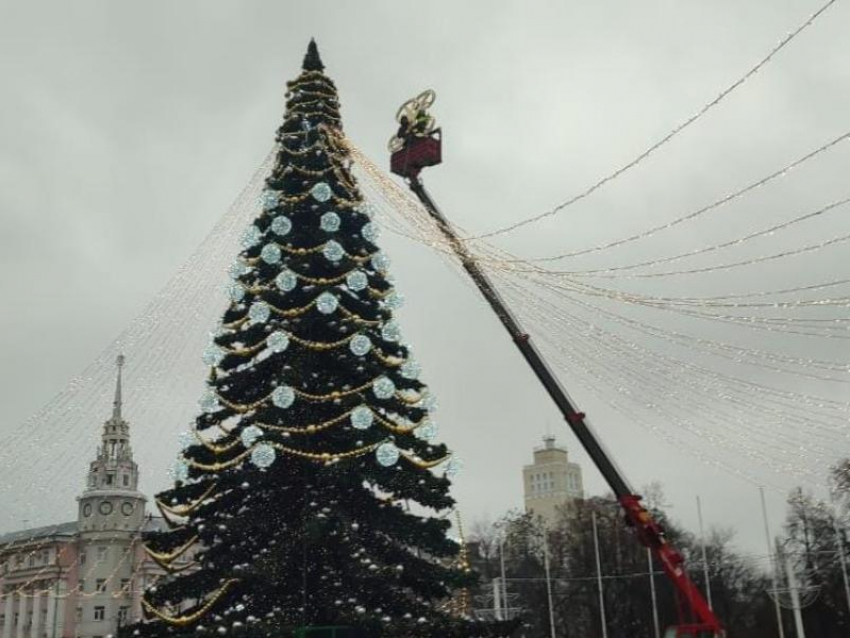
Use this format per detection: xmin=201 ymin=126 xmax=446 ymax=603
xmin=522 ymin=435 xmax=584 ymax=528
xmin=0 ymin=357 xmax=168 ymax=638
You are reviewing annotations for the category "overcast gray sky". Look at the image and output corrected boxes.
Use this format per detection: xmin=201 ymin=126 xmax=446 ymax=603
xmin=1 ymin=0 xmax=848 ymax=557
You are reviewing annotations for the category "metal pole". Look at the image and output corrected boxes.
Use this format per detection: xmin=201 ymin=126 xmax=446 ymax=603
xmin=492 ymin=578 xmax=502 ymax=621
xmin=832 ymin=518 xmax=850 ymax=620
xmin=592 ymin=512 xmax=608 ymax=638
xmin=784 ymin=556 xmax=806 ymax=638
xmin=760 ymin=487 xmax=786 ymax=638
xmin=499 ymin=538 xmax=509 ymax=620
xmin=696 ymin=496 xmax=713 ymax=610
xmin=542 ymin=537 xmax=556 ymax=638
xmin=647 ymin=548 xmax=661 ymax=638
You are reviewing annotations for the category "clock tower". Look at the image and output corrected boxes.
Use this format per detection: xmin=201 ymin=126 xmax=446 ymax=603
xmin=77 ymin=354 xmax=147 ymax=533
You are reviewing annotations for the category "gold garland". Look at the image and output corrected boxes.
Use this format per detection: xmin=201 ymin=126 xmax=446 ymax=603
xmin=143 ymin=535 xmax=199 ymax=566
xmin=218 ymin=341 xmax=264 ymax=356
xmin=268 ymin=298 xmax=317 ymax=318
xmin=219 ymin=331 xmax=357 ymax=356
xmin=290 ymin=109 xmax=341 ymax=121
xmin=185 ymin=440 xmax=379 ymax=470
xmin=401 ymin=450 xmax=452 ymax=469
xmin=142 ymin=579 xmax=238 ymax=627
xmin=195 ymin=429 xmax=242 ymax=453
xmin=155 ymin=483 xmax=218 ymax=517
xmin=289 ymin=332 xmax=357 ymax=351
xmin=368 ymin=287 xmax=394 ymax=299
xmin=289 ymin=87 xmax=338 ymax=100
xmin=372 ymin=349 xmax=404 ymax=367
xmin=289 ymin=163 xmax=334 ymax=177
xmin=271 ymin=440 xmax=378 ymax=462
xmin=293 ymin=379 xmax=375 ymax=401
xmin=275 ymin=241 xmax=372 ymax=263
xmin=338 ymin=305 xmax=382 ymax=326
xmin=255 ymin=408 xmax=355 ymax=434
xmin=286 ymin=97 xmax=340 ymax=110
xmin=222 ymin=316 xmax=247 ymax=329
xmin=371 ymin=411 xmax=421 ymax=435
xmin=185 ymin=450 xmax=251 ymax=471
xmin=279 ymin=140 xmax=323 ymax=156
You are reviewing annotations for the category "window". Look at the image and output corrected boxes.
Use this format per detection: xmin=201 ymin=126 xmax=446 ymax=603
xmin=96 ymin=579 xmax=107 ymax=593
xmin=94 ymin=606 xmax=105 ymax=621
xmin=120 ymin=579 xmax=130 ymax=592
xmin=40 ymin=550 xmax=49 ymax=564
xmin=106 ymin=474 xmax=114 ymax=485
xmin=97 ymin=546 xmax=107 ymax=561
xmin=118 ymin=606 xmax=129 ymax=623
xmin=123 ymin=475 xmax=129 ymax=487
xmin=78 ymin=580 xmax=85 ymax=593
xmin=28 ymin=555 xmax=35 ymax=567
xmin=79 ymin=551 xmax=86 ymax=565
xmin=75 ymin=608 xmax=82 ymax=622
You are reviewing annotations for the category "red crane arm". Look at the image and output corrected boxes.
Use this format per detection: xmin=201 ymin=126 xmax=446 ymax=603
xmin=387 ymin=133 xmax=724 ymax=635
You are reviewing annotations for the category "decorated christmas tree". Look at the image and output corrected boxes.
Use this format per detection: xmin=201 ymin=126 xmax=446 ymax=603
xmin=129 ymin=41 xmax=516 ymax=638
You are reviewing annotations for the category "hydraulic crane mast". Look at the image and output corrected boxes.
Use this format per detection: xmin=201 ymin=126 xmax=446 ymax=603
xmin=385 ymin=91 xmax=725 ymax=637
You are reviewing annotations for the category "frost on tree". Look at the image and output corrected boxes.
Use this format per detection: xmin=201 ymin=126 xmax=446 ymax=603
xmin=125 ymin=41 xmax=517 ymax=638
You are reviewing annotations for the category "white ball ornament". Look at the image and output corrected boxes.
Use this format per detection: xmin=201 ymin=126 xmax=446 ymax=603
xmin=349 ymin=334 xmax=372 ymax=356
xmin=415 ymin=419 xmax=438 ymax=442
xmin=229 ymin=260 xmax=250 ymax=280
xmin=361 ymin=222 xmax=379 ymax=243
xmin=260 ymin=243 xmax=282 ymax=264
xmin=311 ymin=182 xmax=333 ymax=202
xmin=271 ymin=215 xmax=292 ymax=237
xmin=241 ymin=225 xmax=262 ymax=249
xmin=271 ymin=385 xmax=296 ymax=409
xmin=380 ymin=321 xmax=402 ymax=343
xmin=250 ymin=444 xmax=276 ymax=469
xmin=262 ymin=190 xmax=278 ymax=211
xmin=445 ymin=456 xmax=463 ymax=478
xmin=372 ymin=376 xmax=396 ymax=400
xmin=346 ymin=270 xmax=368 ymax=292
xmin=350 ymin=406 xmax=373 ymax=430
xmin=275 ymin=269 xmax=298 ymax=292
xmin=227 ymin=283 xmax=245 ymax=302
xmin=323 ymin=240 xmax=344 ymax=262
xmin=248 ymin=302 xmax=271 ymax=324
xmin=371 ymin=252 xmax=390 ymax=273
xmin=316 ymin=292 xmax=339 ymax=314
xmin=171 ymin=459 xmax=190 ymax=482
xmin=202 ymin=344 xmax=225 ymax=367
xmin=400 ymin=359 xmax=421 ymax=380
xmin=320 ymin=212 xmax=341 ymax=232
xmin=376 ymin=443 xmax=400 ymax=467
xmin=240 ymin=425 xmax=264 ymax=448
xmin=199 ymin=389 xmax=220 ymax=413
xmin=267 ymin=331 xmax=290 ymax=353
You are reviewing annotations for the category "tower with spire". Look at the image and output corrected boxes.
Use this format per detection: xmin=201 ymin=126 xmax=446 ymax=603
xmin=77 ymin=354 xmax=146 ymax=533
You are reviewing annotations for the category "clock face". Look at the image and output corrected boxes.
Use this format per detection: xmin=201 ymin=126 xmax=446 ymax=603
xmin=98 ymin=501 xmax=113 ymax=516
xmin=82 ymin=503 xmax=92 ymax=517
xmin=121 ymin=501 xmax=134 ymax=516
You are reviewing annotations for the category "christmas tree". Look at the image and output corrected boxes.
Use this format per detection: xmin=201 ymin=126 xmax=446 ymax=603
xmin=129 ymin=41 xmax=516 ymax=638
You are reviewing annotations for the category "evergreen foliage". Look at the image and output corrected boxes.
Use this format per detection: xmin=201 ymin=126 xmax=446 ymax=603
xmin=125 ymin=42 xmax=516 ymax=638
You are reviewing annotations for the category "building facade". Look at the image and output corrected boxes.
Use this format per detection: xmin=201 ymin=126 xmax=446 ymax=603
xmin=522 ymin=435 xmax=584 ymax=527
xmin=0 ymin=357 xmax=168 ymax=638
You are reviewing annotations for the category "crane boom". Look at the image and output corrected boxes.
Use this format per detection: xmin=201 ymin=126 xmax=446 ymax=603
xmin=408 ymin=176 xmax=722 ymax=634
xmin=383 ymin=99 xmax=724 ymax=634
